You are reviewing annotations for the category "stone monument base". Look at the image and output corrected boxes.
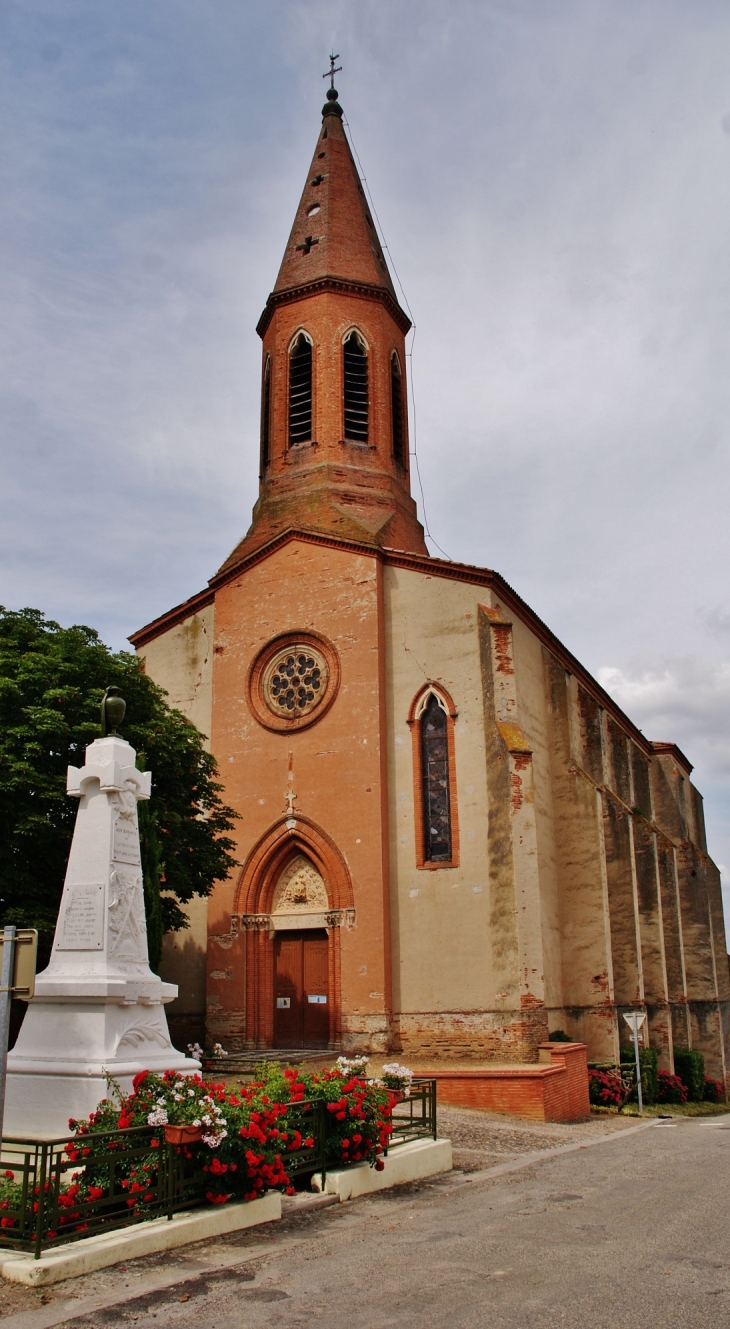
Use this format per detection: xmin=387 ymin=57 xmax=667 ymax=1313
xmin=5 ymin=997 xmax=198 ymax=1138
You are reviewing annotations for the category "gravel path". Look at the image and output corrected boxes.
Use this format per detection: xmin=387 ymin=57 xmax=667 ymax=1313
xmin=437 ymin=1105 xmax=637 ymax=1171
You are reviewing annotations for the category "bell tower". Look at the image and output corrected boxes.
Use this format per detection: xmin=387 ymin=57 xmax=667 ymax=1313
xmin=216 ymin=83 xmax=428 ymax=577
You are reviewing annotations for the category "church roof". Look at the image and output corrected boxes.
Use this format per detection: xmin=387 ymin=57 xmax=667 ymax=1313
xmin=257 ymin=89 xmax=407 ymax=335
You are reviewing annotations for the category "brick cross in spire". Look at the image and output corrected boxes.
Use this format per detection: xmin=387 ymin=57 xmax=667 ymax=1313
xmin=323 ymin=52 xmax=342 ymax=89
xmin=296 ymin=235 xmax=319 ymax=255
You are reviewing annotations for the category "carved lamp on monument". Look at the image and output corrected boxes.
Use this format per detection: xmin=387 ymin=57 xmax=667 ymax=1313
xmin=5 ymin=689 xmax=199 ymax=1137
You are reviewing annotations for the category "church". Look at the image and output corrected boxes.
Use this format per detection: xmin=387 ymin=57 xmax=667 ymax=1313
xmin=130 ymin=85 xmax=730 ymax=1085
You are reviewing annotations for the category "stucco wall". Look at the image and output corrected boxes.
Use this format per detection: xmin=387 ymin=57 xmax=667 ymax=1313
xmin=384 ymin=566 xmax=492 ymax=1037
xmin=136 ymin=603 xmax=214 ymax=1046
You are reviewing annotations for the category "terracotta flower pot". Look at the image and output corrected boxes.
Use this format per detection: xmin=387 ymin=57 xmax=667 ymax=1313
xmin=389 ymin=1089 xmax=407 ymax=1104
xmin=164 ymin=1124 xmax=204 ymax=1146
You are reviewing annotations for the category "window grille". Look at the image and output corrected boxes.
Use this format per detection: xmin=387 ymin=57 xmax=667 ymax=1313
xmin=343 ymin=332 xmax=369 ymax=442
xmin=420 ymin=693 xmax=452 ymax=861
xmin=289 ymin=334 xmax=312 ymax=445
xmin=260 ymin=356 xmax=271 ymax=472
xmin=391 ymin=353 xmax=405 ymax=465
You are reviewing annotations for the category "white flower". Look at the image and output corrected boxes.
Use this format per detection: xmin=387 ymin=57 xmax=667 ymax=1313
xmin=147 ymin=1109 xmax=168 ymax=1126
xmin=188 ymin=1089 xmax=196 ymax=1097
xmin=382 ymin=1062 xmax=413 ymax=1079
xmin=193 ymin=1119 xmax=201 ymax=1128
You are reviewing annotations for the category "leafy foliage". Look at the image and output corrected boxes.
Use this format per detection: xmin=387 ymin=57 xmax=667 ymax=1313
xmin=589 ymin=1069 xmax=630 ymax=1108
xmin=656 ymin=1071 xmax=688 ymax=1104
xmin=703 ymin=1076 xmax=725 ymax=1103
xmin=620 ymin=1046 xmax=658 ymax=1104
xmin=673 ymin=1048 xmax=705 ymax=1102
xmin=0 ymin=606 xmax=237 ymax=966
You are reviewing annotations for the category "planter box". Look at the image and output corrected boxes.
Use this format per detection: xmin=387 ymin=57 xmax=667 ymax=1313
xmin=311 ymin=1137 xmax=452 ymax=1201
xmin=0 ymin=1192 xmax=282 ymax=1287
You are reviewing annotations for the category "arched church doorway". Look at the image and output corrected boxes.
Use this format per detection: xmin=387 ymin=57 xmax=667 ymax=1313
xmin=273 ymin=930 xmax=329 ymax=1047
xmin=239 ymin=825 xmax=354 ymax=1050
xmin=271 ymin=855 xmax=331 ymax=1048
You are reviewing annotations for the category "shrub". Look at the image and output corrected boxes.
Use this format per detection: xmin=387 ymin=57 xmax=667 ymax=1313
xmin=619 ymin=1046 xmax=659 ymax=1104
xmin=249 ymin=1063 xmax=394 ymax=1170
xmin=703 ymin=1076 xmax=725 ymax=1103
xmin=589 ymin=1069 xmax=627 ymax=1107
xmin=656 ymin=1071 xmax=687 ymax=1105
xmin=548 ymin=1030 xmax=572 ymax=1043
xmin=673 ymin=1049 xmax=705 ymax=1102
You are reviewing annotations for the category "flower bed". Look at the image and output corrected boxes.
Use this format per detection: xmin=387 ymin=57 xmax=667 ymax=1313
xmin=0 ymin=1061 xmax=438 ymax=1254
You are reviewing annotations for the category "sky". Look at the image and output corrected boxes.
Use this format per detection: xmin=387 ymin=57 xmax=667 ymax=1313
xmin=1 ymin=1 xmax=729 ymax=931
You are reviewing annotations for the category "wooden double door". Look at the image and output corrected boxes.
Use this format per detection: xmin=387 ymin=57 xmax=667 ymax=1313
xmin=273 ymin=929 xmax=330 ymax=1047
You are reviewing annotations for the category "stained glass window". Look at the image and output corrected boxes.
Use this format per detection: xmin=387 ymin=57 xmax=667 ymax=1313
xmin=420 ymin=692 xmax=452 ymax=861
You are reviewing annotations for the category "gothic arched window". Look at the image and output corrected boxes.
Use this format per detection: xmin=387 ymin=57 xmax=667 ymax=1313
xmin=420 ymin=693 xmax=451 ymax=861
xmin=260 ymin=355 xmax=271 ymax=473
xmin=289 ymin=333 xmax=313 ymax=445
xmin=408 ymin=687 xmax=459 ymax=868
xmin=343 ymin=331 xmax=369 ymax=442
xmin=391 ymin=351 xmax=405 ymax=466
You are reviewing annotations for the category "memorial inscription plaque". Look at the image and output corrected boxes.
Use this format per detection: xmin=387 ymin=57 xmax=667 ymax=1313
xmin=55 ymin=882 xmax=105 ymax=950
xmin=112 ymin=817 xmax=141 ymax=865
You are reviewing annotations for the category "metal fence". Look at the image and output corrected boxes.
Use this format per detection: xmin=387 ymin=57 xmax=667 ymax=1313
xmin=388 ymin=1078 xmax=438 ymax=1148
xmin=0 ymin=1080 xmax=438 ymax=1259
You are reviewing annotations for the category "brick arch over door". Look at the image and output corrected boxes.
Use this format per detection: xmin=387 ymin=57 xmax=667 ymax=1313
xmin=236 ymin=816 xmax=354 ymax=1047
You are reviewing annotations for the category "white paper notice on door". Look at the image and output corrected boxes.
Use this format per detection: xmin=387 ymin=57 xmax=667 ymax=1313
xmin=276 ymin=997 xmax=291 ymax=1009
xmin=308 ymin=994 xmax=327 ymax=1004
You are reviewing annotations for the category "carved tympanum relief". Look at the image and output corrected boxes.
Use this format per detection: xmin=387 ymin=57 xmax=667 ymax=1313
xmin=271 ymin=855 xmax=329 ymax=914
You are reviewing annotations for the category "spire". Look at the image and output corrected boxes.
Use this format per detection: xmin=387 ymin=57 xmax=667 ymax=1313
xmin=214 ymin=78 xmax=427 ymax=579
xmin=259 ymin=82 xmax=406 ymax=333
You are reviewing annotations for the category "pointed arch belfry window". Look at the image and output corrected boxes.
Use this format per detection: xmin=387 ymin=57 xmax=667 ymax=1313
xmin=408 ymin=686 xmax=459 ymax=869
xmin=289 ymin=332 xmax=312 ymax=445
xmin=260 ymin=354 xmax=271 ymax=474
xmin=391 ymin=351 xmax=405 ymax=466
xmin=343 ymin=331 xmax=369 ymax=442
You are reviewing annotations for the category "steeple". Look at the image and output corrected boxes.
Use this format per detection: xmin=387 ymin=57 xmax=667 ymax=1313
xmin=216 ymin=82 xmax=427 ymax=577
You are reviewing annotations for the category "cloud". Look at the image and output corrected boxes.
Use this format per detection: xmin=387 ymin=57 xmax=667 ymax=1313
xmin=0 ymin=0 xmax=728 ymax=936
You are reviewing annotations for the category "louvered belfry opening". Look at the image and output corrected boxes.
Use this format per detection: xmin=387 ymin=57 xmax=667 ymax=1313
xmin=343 ymin=331 xmax=369 ymax=442
xmin=391 ymin=352 xmax=405 ymax=466
xmin=288 ymin=333 xmax=313 ymax=445
xmin=260 ymin=356 xmax=271 ymax=472
xmin=421 ymin=693 xmax=452 ymax=861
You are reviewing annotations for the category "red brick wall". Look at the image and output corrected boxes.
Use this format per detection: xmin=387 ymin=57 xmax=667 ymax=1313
xmin=424 ymin=1043 xmax=590 ymax=1123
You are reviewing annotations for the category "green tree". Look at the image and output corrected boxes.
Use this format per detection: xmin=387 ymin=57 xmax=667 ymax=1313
xmin=0 ymin=606 xmax=238 ymax=970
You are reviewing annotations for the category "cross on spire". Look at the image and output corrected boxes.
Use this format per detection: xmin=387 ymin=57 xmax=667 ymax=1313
xmin=296 ymin=235 xmax=319 ymax=255
xmin=323 ymin=52 xmax=342 ymax=90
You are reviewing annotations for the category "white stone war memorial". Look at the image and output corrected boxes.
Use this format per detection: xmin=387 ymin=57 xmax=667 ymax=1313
xmin=5 ymin=695 xmax=198 ymax=1137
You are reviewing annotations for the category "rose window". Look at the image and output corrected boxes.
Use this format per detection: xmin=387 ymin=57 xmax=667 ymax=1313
xmin=262 ymin=645 xmax=329 ymax=719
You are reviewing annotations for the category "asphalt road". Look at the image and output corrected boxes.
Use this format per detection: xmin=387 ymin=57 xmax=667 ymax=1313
xmin=12 ymin=1114 xmax=730 ymax=1329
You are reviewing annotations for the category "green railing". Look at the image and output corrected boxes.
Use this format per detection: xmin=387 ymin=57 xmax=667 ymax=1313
xmin=388 ymin=1078 xmax=438 ymax=1147
xmin=0 ymin=1081 xmax=438 ymax=1259
xmin=0 ymin=1100 xmax=328 ymax=1259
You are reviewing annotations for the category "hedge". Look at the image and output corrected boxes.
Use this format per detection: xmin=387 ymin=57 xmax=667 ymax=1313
xmin=673 ymin=1048 xmax=705 ymax=1102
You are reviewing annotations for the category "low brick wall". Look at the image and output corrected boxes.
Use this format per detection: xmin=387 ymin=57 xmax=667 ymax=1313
xmin=422 ymin=1042 xmax=590 ymax=1122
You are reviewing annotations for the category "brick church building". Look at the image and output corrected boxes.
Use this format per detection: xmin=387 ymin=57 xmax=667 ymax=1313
xmin=131 ymin=86 xmax=730 ymax=1084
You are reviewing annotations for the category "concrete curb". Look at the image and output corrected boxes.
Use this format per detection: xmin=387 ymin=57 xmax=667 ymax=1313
xmin=0 ymin=1193 xmax=282 ymax=1288
xmin=311 ymin=1137 xmax=453 ymax=1200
